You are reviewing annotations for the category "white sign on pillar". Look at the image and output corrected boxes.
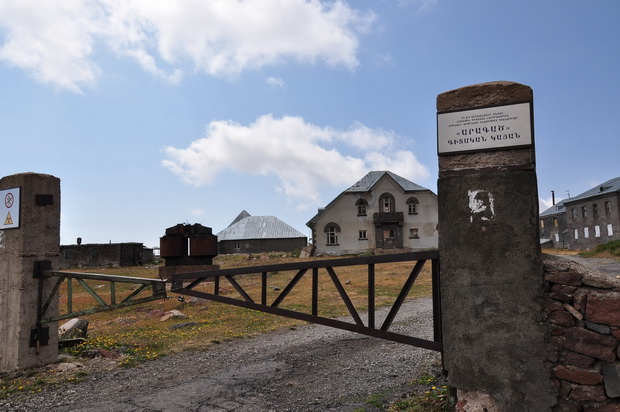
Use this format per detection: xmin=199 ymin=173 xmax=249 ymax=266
xmin=437 ymin=102 xmax=533 ymax=155
xmin=1 ymin=187 xmax=20 ymax=229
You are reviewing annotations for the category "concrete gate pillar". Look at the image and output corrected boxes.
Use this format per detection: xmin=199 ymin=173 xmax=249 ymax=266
xmin=436 ymin=82 xmax=556 ymax=410
xmin=0 ymin=173 xmax=60 ymax=372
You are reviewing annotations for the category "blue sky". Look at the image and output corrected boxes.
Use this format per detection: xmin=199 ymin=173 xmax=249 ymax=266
xmin=1 ymin=0 xmax=618 ymax=248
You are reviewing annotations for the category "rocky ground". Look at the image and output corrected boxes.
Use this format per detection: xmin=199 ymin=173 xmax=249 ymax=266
xmin=1 ymin=297 xmax=442 ymax=412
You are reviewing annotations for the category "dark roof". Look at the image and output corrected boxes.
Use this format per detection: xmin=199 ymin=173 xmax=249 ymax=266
xmin=346 ymin=171 xmax=428 ymax=193
xmin=306 ymin=171 xmax=432 ymax=227
xmin=564 ymin=177 xmax=620 ymax=204
xmin=540 ymin=200 xmax=567 ymax=217
xmin=217 ymin=215 xmax=305 ymax=241
xmin=228 ymin=210 xmax=251 ymax=227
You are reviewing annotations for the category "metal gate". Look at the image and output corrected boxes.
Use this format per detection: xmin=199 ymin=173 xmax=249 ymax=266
xmin=169 ymin=250 xmax=442 ymax=352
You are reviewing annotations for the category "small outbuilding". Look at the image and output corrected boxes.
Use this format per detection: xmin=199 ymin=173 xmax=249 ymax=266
xmin=217 ymin=211 xmax=307 ymax=254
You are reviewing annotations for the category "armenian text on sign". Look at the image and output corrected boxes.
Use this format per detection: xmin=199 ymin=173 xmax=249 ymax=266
xmin=437 ymin=102 xmax=532 ymax=155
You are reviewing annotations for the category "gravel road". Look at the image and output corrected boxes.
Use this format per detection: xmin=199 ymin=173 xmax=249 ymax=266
xmin=2 ymin=297 xmax=441 ymax=412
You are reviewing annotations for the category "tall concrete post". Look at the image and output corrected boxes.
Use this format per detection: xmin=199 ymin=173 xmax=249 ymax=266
xmin=437 ymin=82 xmax=556 ymax=410
xmin=0 ymin=173 xmax=60 ymax=372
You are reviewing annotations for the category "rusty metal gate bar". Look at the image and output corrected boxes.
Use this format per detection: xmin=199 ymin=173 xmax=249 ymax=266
xmin=171 ymin=251 xmax=442 ymax=351
xmin=37 ymin=270 xmax=167 ymax=324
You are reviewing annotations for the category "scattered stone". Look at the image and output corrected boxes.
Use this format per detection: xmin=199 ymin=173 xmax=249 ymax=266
xmin=188 ymin=297 xmax=209 ymax=305
xmin=160 ymin=310 xmax=188 ymax=322
xmin=53 ymin=362 xmax=84 ymax=372
xmin=344 ymin=279 xmax=352 ymax=285
xmin=59 ymin=318 xmax=89 ymax=339
xmin=299 ymin=245 xmax=315 ymax=258
xmin=169 ymin=322 xmax=201 ymax=330
xmin=146 ymin=309 xmax=166 ymax=319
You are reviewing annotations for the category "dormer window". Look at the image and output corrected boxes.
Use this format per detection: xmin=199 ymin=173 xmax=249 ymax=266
xmin=355 ymin=199 xmax=368 ymax=216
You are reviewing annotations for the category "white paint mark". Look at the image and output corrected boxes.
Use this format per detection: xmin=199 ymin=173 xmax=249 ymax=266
xmin=468 ymin=190 xmax=495 ymax=223
xmin=0 ymin=231 xmax=4 ymax=249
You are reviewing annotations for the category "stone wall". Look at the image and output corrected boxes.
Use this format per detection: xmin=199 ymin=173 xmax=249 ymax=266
xmin=543 ymin=254 xmax=620 ymax=411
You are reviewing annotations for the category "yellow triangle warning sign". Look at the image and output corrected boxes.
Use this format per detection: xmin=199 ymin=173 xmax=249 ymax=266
xmin=4 ymin=212 xmax=13 ymax=225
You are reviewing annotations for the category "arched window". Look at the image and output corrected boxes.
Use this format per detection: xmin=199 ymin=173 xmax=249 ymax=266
xmin=406 ymin=197 xmax=419 ymax=214
xmin=355 ymin=199 xmax=368 ymax=216
xmin=324 ymin=223 xmax=341 ymax=245
xmin=379 ymin=193 xmax=395 ymax=213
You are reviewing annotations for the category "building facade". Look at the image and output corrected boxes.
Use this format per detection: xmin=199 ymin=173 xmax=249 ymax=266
xmin=217 ymin=211 xmax=308 ymax=254
xmin=539 ymin=200 xmax=569 ymax=249
xmin=60 ymin=242 xmax=152 ymax=268
xmin=306 ymin=171 xmax=438 ymax=255
xmin=564 ymin=177 xmax=620 ymax=250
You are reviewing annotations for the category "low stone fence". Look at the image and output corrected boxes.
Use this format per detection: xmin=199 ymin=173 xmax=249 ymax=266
xmin=543 ymin=254 xmax=620 ymax=411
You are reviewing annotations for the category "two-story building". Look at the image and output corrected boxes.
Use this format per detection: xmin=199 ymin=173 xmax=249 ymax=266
xmin=306 ymin=171 xmax=438 ymax=255
xmin=564 ymin=177 xmax=620 ymax=250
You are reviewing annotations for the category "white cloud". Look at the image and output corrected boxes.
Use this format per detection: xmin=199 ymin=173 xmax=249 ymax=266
xmin=0 ymin=0 xmax=374 ymax=92
xmin=539 ymin=197 xmax=565 ymax=214
xmin=162 ymin=114 xmax=429 ymax=210
xmin=266 ymin=77 xmax=285 ymax=89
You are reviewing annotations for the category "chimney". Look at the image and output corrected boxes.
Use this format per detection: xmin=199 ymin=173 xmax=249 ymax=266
xmin=551 ymin=190 xmax=555 ymax=206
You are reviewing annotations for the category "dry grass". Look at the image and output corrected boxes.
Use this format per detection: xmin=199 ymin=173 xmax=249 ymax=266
xmin=0 ymin=252 xmax=434 ymax=399
xmin=59 ymin=253 xmax=433 ymax=353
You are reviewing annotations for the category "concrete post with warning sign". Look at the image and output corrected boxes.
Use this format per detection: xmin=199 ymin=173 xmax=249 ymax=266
xmin=0 ymin=173 xmax=60 ymax=372
xmin=437 ymin=82 xmax=556 ymax=410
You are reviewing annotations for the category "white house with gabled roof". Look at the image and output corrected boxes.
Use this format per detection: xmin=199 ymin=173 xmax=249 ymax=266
xmin=306 ymin=171 xmax=438 ymax=255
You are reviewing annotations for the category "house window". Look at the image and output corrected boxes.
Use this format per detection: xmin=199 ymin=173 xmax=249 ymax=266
xmin=574 ymin=229 xmax=579 ymax=239
xmin=581 ymin=206 xmax=587 ymax=218
xmin=406 ymin=197 xmax=419 ymax=214
xmin=234 ymin=242 xmax=241 ymax=251
xmin=379 ymin=193 xmax=395 ymax=213
xmin=584 ymin=227 xmax=589 ymax=238
xmin=571 ymin=208 xmax=576 ymax=219
xmin=358 ymin=230 xmax=367 ymax=240
xmin=593 ymin=204 xmax=598 ymax=218
xmin=554 ymin=234 xmax=560 ymax=243
xmin=409 ymin=228 xmax=419 ymax=239
xmin=64 ymin=249 xmax=74 ymax=260
xmin=355 ymin=199 xmax=368 ymax=216
xmin=540 ymin=220 xmax=544 ymax=228
xmin=324 ymin=223 xmax=340 ymax=245
xmin=595 ymin=226 xmax=601 ymax=238
xmin=553 ymin=217 xmax=558 ymax=227
xmin=608 ymin=224 xmax=614 ymax=236
xmin=605 ymin=201 xmax=611 ymax=215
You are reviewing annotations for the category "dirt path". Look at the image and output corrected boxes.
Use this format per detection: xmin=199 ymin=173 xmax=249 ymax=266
xmin=2 ymin=297 xmax=441 ymax=412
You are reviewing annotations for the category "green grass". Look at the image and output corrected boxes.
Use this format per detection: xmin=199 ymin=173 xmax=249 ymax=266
xmin=387 ymin=374 xmax=451 ymax=412
xmin=580 ymin=240 xmax=620 ymax=259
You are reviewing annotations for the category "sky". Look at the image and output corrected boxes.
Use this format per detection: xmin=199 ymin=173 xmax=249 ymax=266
xmin=1 ymin=0 xmax=619 ymax=248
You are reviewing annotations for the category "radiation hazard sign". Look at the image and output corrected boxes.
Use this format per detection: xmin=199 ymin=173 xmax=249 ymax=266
xmin=1 ymin=187 xmax=20 ymax=229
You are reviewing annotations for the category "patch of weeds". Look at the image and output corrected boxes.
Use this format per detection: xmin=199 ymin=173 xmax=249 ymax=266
xmin=387 ymin=373 xmax=451 ymax=412
xmin=61 ymin=335 xmax=162 ymax=368
xmin=580 ymin=240 xmax=620 ymax=259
